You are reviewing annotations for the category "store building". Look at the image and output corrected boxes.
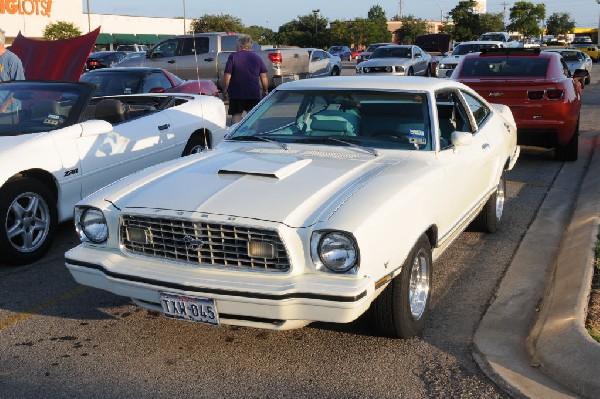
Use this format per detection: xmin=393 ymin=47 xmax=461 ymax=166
xmin=1 ymin=0 xmax=192 ymax=47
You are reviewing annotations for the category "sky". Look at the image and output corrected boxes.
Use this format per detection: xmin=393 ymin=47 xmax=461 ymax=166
xmin=84 ymin=0 xmax=600 ymax=30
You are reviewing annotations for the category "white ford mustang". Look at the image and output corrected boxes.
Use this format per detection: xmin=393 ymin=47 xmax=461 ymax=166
xmin=65 ymin=76 xmax=519 ymax=338
xmin=0 ymin=81 xmax=227 ymax=265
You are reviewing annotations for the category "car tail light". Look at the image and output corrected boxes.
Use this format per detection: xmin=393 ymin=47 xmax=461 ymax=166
xmin=268 ymin=53 xmax=282 ymax=63
xmin=546 ymin=89 xmax=564 ymax=100
xmin=527 ymin=90 xmax=544 ymax=100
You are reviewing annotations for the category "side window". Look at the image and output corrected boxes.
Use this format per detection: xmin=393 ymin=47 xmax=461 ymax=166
xmin=312 ymin=51 xmax=324 ymax=61
xmin=181 ymin=37 xmax=209 ymax=56
xmin=151 ymin=39 xmax=178 ymax=58
xmin=560 ymin=59 xmax=571 ymax=77
xmin=143 ymin=72 xmax=172 ymax=92
xmin=460 ymin=91 xmax=490 ymax=127
xmin=414 ymin=48 xmax=421 ymax=58
xmin=435 ymin=90 xmax=464 ymax=149
xmin=221 ymin=36 xmax=238 ymax=51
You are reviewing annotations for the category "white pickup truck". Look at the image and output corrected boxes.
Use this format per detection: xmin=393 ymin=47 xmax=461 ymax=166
xmin=116 ymin=32 xmax=311 ymax=90
xmin=478 ymin=32 xmax=521 ymax=48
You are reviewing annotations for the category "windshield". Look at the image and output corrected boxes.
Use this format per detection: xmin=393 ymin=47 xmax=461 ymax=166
xmin=552 ymin=51 xmax=580 ymax=62
xmin=329 ymin=46 xmax=342 ymax=52
xmin=479 ymin=34 xmax=505 ymax=41
xmin=453 ymin=43 xmax=500 ymax=56
xmin=371 ymin=47 xmax=411 ymax=58
xmin=0 ymin=82 xmax=93 ymax=135
xmin=80 ymin=71 xmax=145 ymax=96
xmin=227 ymin=90 xmax=432 ymax=151
xmin=459 ymin=57 xmax=549 ymax=77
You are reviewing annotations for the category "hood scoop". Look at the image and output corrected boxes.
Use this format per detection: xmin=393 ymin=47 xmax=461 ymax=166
xmin=218 ymin=157 xmax=312 ymax=179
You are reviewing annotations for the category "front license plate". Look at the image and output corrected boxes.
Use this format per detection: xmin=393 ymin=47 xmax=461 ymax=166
xmin=159 ymin=292 xmax=219 ymax=326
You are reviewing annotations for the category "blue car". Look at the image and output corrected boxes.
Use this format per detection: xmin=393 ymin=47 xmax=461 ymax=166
xmin=328 ymin=45 xmax=352 ymax=61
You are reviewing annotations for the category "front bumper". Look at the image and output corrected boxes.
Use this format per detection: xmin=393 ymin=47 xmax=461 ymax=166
xmin=65 ymin=245 xmax=375 ymax=330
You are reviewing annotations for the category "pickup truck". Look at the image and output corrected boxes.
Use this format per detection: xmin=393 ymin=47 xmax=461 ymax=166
xmin=115 ymin=32 xmax=311 ymax=90
xmin=478 ymin=32 xmax=521 ymax=48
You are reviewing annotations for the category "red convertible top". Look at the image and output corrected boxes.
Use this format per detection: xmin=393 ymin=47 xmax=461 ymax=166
xmin=10 ymin=28 xmax=100 ymax=81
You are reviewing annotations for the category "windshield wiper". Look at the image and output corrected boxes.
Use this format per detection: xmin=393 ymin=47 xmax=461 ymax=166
xmin=296 ymin=137 xmax=378 ymax=157
xmin=228 ymin=135 xmax=289 ymax=151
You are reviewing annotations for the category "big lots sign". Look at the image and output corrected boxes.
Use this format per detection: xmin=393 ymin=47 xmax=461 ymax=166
xmin=0 ymin=0 xmax=52 ymax=17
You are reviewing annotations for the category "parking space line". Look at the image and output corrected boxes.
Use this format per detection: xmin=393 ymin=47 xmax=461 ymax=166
xmin=0 ymin=286 xmax=88 ymax=331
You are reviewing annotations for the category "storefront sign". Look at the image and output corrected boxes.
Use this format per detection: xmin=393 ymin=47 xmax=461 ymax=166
xmin=0 ymin=0 xmax=53 ymax=17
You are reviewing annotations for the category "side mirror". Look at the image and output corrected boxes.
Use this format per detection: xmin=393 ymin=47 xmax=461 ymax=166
xmin=451 ymin=131 xmax=473 ymax=147
xmin=573 ymin=68 xmax=589 ymax=79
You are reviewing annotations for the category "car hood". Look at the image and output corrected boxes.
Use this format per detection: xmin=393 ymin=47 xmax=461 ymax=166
xmin=106 ymin=146 xmax=408 ymax=228
xmin=10 ymin=28 xmax=100 ymax=81
xmin=360 ymin=58 xmax=414 ymax=67
xmin=439 ymin=54 xmax=465 ymax=64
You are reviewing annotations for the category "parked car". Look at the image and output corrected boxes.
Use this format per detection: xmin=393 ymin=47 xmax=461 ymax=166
xmin=453 ymin=48 xmax=588 ymax=161
xmin=80 ymin=67 xmax=220 ymax=97
xmin=351 ymin=48 xmax=362 ymax=59
xmin=569 ymin=42 xmax=599 ymax=62
xmin=414 ymin=33 xmax=452 ymax=77
xmin=436 ymin=41 xmax=506 ymax=78
xmin=328 ymin=45 xmax=352 ymax=61
xmin=116 ymin=44 xmax=149 ymax=52
xmin=355 ymin=42 xmax=393 ymax=64
xmin=114 ymin=51 xmax=147 ymax=65
xmin=65 ymin=76 xmax=520 ymax=339
xmin=355 ymin=44 xmax=432 ymax=76
xmin=308 ymin=48 xmax=342 ymax=77
xmin=84 ymin=51 xmax=128 ymax=72
xmin=543 ymin=49 xmax=592 ymax=85
xmin=0 ymin=80 xmax=227 ymax=265
xmin=478 ymin=32 xmax=520 ymax=48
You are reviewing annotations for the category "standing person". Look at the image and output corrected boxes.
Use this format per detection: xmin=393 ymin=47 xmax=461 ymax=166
xmin=222 ymin=34 xmax=268 ymax=125
xmin=0 ymin=28 xmax=25 ymax=81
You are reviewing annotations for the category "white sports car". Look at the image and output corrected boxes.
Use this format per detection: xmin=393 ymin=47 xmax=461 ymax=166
xmin=355 ymin=45 xmax=432 ymax=76
xmin=66 ymin=76 xmax=519 ymax=338
xmin=0 ymin=81 xmax=227 ymax=265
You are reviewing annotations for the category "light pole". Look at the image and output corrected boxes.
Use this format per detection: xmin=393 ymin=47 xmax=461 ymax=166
xmin=312 ymin=9 xmax=320 ymax=46
xmin=183 ymin=0 xmax=187 ymax=34
xmin=86 ymin=0 xmax=91 ymax=33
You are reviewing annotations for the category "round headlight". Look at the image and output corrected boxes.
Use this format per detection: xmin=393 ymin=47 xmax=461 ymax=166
xmin=78 ymin=208 xmax=108 ymax=243
xmin=318 ymin=232 xmax=357 ymax=272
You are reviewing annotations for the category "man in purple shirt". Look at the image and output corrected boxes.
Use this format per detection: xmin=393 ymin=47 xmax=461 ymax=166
xmin=222 ymin=35 xmax=269 ymax=125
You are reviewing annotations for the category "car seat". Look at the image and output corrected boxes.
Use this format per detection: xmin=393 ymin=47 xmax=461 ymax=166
xmin=307 ymin=110 xmax=361 ymax=136
xmin=95 ymin=99 xmax=128 ymax=124
xmin=31 ymin=99 xmax=59 ymax=119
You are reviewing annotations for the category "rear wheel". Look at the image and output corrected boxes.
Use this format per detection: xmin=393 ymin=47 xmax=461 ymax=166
xmin=182 ymin=133 xmax=210 ymax=156
xmin=473 ymin=171 xmax=506 ymax=233
xmin=0 ymin=177 xmax=57 ymax=265
xmin=555 ymin=119 xmax=579 ymax=162
xmin=407 ymin=67 xmax=414 ymax=76
xmin=372 ymin=235 xmax=432 ymax=338
xmin=331 ymin=66 xmax=340 ymax=76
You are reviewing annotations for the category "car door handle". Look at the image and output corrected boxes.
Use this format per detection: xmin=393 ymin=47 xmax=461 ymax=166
xmin=158 ymin=124 xmax=170 ymax=131
xmin=204 ymin=57 xmax=214 ymax=62
xmin=482 ymin=143 xmax=490 ymax=150
xmin=167 ymin=60 xmax=176 ymax=64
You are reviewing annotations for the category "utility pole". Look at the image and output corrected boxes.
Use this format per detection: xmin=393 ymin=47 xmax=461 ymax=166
xmin=312 ymin=9 xmax=320 ymax=47
xmin=501 ymin=1 xmax=510 ymax=30
xmin=183 ymin=0 xmax=186 ymax=34
xmin=398 ymin=0 xmax=403 ymax=19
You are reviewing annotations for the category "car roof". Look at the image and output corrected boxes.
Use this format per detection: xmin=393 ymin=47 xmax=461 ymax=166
xmin=276 ymin=76 xmax=470 ymax=93
xmin=84 ymin=67 xmax=164 ymax=74
xmin=457 ymin=41 xmax=506 ymax=46
xmin=468 ymin=48 xmax=553 ymax=58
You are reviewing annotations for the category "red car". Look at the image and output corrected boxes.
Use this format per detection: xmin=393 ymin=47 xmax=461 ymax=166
xmin=453 ymin=48 xmax=588 ymax=161
xmin=80 ymin=67 xmax=220 ymax=97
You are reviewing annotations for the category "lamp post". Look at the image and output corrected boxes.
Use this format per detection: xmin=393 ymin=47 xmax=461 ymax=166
xmin=183 ymin=0 xmax=187 ymax=34
xmin=86 ymin=0 xmax=91 ymax=33
xmin=312 ymin=9 xmax=320 ymax=46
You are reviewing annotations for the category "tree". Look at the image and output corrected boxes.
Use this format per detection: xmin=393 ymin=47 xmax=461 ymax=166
xmin=366 ymin=5 xmax=391 ymax=43
xmin=545 ymin=12 xmax=575 ymax=37
xmin=448 ymin=0 xmax=480 ymax=42
xmin=43 ymin=21 xmax=82 ymax=40
xmin=242 ymin=26 xmax=276 ymax=46
xmin=479 ymin=13 xmax=505 ymax=34
xmin=329 ymin=20 xmax=352 ymax=46
xmin=393 ymin=15 xmax=428 ymax=44
xmin=507 ymin=1 xmax=546 ymax=38
xmin=190 ymin=14 xmax=244 ymax=33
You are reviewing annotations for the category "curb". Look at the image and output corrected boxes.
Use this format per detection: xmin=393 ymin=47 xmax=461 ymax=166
xmin=473 ymin=132 xmax=600 ymax=398
xmin=529 ymin=132 xmax=600 ymax=398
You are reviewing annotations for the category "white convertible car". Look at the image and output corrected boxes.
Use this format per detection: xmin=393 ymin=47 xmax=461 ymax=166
xmin=66 ymin=76 xmax=519 ymax=338
xmin=0 ymin=81 xmax=227 ymax=265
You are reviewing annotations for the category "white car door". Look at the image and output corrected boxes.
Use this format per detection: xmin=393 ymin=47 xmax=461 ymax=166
xmin=309 ymin=50 xmax=330 ymax=77
xmin=434 ymin=89 xmax=496 ymax=235
xmin=77 ymin=106 xmax=176 ymax=198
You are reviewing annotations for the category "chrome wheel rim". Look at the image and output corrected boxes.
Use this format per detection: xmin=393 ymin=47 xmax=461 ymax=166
xmin=409 ymin=248 xmax=430 ymax=320
xmin=189 ymin=144 xmax=208 ymax=154
xmin=5 ymin=191 xmax=50 ymax=253
xmin=496 ymin=177 xmax=505 ymax=221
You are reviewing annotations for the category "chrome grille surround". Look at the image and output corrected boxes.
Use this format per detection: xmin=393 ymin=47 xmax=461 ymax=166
xmin=120 ymin=215 xmax=290 ymax=272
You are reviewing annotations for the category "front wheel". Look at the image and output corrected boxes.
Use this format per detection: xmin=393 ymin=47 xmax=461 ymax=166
xmin=424 ymin=64 xmax=431 ymax=77
xmin=372 ymin=235 xmax=432 ymax=338
xmin=0 ymin=177 xmax=57 ymax=265
xmin=331 ymin=66 xmax=341 ymax=76
xmin=473 ymin=171 xmax=506 ymax=233
xmin=407 ymin=67 xmax=414 ymax=76
xmin=182 ymin=133 xmax=210 ymax=156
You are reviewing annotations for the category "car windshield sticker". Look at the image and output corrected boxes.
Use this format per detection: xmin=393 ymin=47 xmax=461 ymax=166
xmin=409 ymin=129 xmax=427 ymax=145
xmin=47 ymin=114 xmax=60 ymax=120
xmin=124 ymin=88 xmax=132 ymax=94
xmin=43 ymin=118 xmax=59 ymax=126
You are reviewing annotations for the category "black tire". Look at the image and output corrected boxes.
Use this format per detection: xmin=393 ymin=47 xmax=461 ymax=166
xmin=182 ymin=133 xmax=210 ymax=156
xmin=555 ymin=119 xmax=579 ymax=162
xmin=0 ymin=177 xmax=57 ymax=265
xmin=372 ymin=235 xmax=432 ymax=338
xmin=585 ymin=75 xmax=591 ymax=85
xmin=331 ymin=66 xmax=340 ymax=76
xmin=407 ymin=67 xmax=414 ymax=76
xmin=424 ymin=64 xmax=431 ymax=77
xmin=473 ymin=171 xmax=506 ymax=233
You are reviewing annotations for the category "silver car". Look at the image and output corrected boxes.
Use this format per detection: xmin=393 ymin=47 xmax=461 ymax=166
xmin=355 ymin=45 xmax=432 ymax=76
xmin=543 ymin=49 xmax=592 ymax=85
